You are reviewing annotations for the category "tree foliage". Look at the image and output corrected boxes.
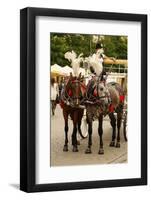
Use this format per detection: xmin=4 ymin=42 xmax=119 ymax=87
xmin=50 ymin=33 xmax=127 ymax=67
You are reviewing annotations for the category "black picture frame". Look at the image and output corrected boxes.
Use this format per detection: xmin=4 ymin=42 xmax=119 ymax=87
xmin=20 ymin=7 xmax=147 ymax=192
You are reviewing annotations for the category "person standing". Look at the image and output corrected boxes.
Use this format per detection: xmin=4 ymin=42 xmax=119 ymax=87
xmin=58 ymin=78 xmax=64 ymax=100
xmin=51 ymin=77 xmax=59 ymax=115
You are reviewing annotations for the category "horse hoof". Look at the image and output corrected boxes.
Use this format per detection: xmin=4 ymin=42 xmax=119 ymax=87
xmin=72 ymin=146 xmax=78 ymax=152
xmin=63 ymin=145 xmax=68 ymax=152
xmin=77 ymin=140 xmax=80 ymax=145
xmin=85 ymin=148 xmax=92 ymax=154
xmin=109 ymin=141 xmax=115 ymax=147
xmin=116 ymin=142 xmax=120 ymax=148
xmin=98 ymin=148 xmax=104 ymax=155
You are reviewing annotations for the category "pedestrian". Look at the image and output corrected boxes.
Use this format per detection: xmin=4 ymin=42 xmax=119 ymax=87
xmin=51 ymin=77 xmax=59 ymax=115
xmin=58 ymin=77 xmax=64 ymax=100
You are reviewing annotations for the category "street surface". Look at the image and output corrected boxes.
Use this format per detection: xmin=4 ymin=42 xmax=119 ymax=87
xmin=51 ymin=105 xmax=127 ymax=166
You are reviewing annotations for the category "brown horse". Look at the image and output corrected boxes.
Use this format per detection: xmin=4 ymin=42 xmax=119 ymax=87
xmin=85 ymin=77 xmax=125 ymax=154
xmin=60 ymin=73 xmax=86 ymax=152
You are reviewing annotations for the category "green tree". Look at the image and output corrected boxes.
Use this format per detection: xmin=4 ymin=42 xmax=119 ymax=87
xmin=50 ymin=33 xmax=127 ymax=68
xmin=100 ymin=35 xmax=127 ymax=59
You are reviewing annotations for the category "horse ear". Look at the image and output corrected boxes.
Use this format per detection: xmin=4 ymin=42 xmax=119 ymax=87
xmin=78 ymin=72 xmax=81 ymax=79
xmin=70 ymin=72 xmax=73 ymax=79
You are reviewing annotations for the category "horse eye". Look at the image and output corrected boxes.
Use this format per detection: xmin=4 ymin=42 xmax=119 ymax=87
xmin=100 ymin=87 xmax=104 ymax=91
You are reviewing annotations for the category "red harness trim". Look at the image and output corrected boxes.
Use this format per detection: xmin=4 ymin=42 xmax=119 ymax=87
xmin=109 ymin=104 xmax=114 ymax=112
xmin=71 ymin=80 xmax=77 ymax=83
xmin=93 ymin=88 xmax=97 ymax=97
xmin=109 ymin=95 xmax=125 ymax=112
xmin=120 ymin=95 xmax=125 ymax=102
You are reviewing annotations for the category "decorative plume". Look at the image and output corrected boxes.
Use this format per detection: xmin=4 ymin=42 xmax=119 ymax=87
xmin=64 ymin=51 xmax=83 ymax=77
xmin=88 ymin=53 xmax=103 ymax=76
xmin=64 ymin=50 xmax=77 ymax=62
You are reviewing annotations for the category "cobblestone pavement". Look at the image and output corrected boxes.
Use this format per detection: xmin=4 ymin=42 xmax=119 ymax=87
xmin=51 ymin=105 xmax=127 ymax=167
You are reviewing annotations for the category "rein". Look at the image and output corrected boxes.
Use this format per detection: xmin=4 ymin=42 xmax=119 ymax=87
xmin=85 ymin=77 xmax=110 ymax=105
xmin=61 ymin=76 xmax=110 ymax=107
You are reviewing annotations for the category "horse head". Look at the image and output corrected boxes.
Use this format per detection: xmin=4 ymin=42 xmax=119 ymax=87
xmin=86 ymin=76 xmax=110 ymax=114
xmin=64 ymin=73 xmax=86 ymax=107
xmin=97 ymin=80 xmax=108 ymax=98
xmin=64 ymin=51 xmax=86 ymax=107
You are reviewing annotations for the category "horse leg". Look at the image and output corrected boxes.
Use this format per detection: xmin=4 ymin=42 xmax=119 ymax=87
xmin=63 ymin=111 xmax=69 ymax=152
xmin=109 ymin=112 xmax=116 ymax=147
xmin=116 ymin=112 xmax=122 ymax=148
xmin=78 ymin=109 xmax=85 ymax=139
xmin=123 ymin=112 xmax=128 ymax=142
xmin=53 ymin=100 xmax=57 ymax=115
xmin=77 ymin=121 xmax=82 ymax=145
xmin=98 ymin=114 xmax=104 ymax=154
xmin=51 ymin=100 xmax=55 ymax=115
xmin=72 ymin=122 xmax=78 ymax=152
xmin=85 ymin=119 xmax=92 ymax=154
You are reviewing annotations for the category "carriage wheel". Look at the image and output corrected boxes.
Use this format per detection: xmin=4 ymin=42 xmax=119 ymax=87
xmin=79 ymin=116 xmax=88 ymax=139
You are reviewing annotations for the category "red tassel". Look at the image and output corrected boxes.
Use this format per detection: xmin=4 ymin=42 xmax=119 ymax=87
xmin=109 ymin=104 xmax=114 ymax=112
xmin=68 ymin=89 xmax=72 ymax=96
xmin=120 ymin=95 xmax=125 ymax=102
xmin=93 ymin=88 xmax=97 ymax=96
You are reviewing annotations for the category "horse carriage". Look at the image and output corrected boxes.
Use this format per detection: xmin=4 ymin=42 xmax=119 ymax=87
xmin=59 ymin=51 xmax=127 ymax=154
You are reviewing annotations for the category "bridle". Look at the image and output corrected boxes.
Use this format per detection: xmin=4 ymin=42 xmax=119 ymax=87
xmin=62 ymin=78 xmax=86 ymax=107
xmin=86 ymin=76 xmax=110 ymax=105
xmin=62 ymin=75 xmax=110 ymax=107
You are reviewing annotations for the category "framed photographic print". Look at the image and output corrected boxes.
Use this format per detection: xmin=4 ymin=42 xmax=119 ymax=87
xmin=20 ymin=7 xmax=147 ymax=192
